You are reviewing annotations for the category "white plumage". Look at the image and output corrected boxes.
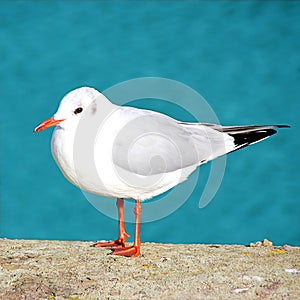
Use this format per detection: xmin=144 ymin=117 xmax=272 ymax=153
xmin=34 ymin=86 xmax=287 ymax=200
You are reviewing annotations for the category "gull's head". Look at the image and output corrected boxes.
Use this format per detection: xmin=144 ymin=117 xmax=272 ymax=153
xmin=34 ymin=87 xmax=101 ymax=132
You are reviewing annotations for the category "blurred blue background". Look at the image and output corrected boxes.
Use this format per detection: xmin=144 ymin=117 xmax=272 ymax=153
xmin=1 ymin=1 xmax=299 ymax=246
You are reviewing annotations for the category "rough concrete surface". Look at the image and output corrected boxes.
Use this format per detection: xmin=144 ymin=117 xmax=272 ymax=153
xmin=0 ymin=239 xmax=299 ymax=299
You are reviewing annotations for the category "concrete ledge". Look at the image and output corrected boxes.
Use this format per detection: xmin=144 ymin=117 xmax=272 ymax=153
xmin=0 ymin=239 xmax=299 ymax=299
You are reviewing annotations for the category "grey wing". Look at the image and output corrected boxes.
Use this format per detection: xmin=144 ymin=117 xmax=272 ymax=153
xmin=112 ymin=111 xmax=228 ymax=176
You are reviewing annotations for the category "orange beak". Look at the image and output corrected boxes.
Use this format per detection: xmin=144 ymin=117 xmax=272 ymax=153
xmin=34 ymin=116 xmax=65 ymax=133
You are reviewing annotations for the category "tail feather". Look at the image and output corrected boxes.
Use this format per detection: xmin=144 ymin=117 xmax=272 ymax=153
xmin=201 ymin=123 xmax=290 ymax=133
xmin=200 ymin=124 xmax=290 ymax=153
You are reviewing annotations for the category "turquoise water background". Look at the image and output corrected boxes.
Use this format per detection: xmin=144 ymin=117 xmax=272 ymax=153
xmin=1 ymin=1 xmax=299 ymax=246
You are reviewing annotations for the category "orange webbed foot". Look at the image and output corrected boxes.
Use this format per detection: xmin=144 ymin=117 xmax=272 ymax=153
xmin=92 ymin=233 xmax=130 ymax=249
xmin=111 ymin=245 xmax=140 ymax=257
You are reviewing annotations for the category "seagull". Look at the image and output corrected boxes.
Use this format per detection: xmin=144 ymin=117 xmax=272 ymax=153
xmin=34 ymin=87 xmax=289 ymax=257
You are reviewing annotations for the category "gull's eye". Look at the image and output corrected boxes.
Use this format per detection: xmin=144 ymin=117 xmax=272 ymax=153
xmin=74 ymin=107 xmax=83 ymax=115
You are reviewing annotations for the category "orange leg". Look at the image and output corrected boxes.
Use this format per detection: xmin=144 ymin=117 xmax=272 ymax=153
xmin=112 ymin=199 xmax=141 ymax=257
xmin=92 ymin=198 xmax=130 ymax=248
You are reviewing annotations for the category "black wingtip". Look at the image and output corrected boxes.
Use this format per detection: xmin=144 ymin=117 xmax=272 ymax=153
xmin=275 ymin=124 xmax=291 ymax=129
xmin=231 ymin=128 xmax=279 ymax=151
